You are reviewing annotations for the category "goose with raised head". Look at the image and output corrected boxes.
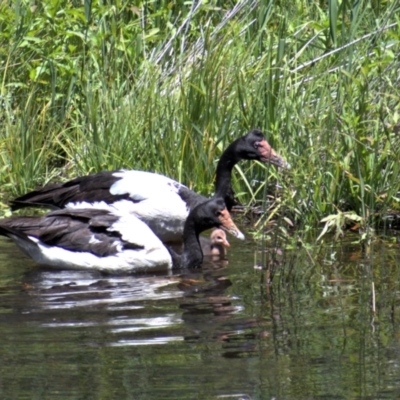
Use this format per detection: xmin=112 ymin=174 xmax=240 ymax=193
xmin=200 ymin=229 xmax=230 ymax=259
xmin=11 ymin=129 xmax=288 ymax=242
xmin=0 ymin=198 xmax=244 ymax=272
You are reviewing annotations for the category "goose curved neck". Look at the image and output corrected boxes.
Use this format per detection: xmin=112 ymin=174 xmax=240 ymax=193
xmin=180 ymin=218 xmax=204 ymax=269
xmin=214 ymin=141 xmax=240 ymax=206
xmin=169 ymin=217 xmax=204 ymax=269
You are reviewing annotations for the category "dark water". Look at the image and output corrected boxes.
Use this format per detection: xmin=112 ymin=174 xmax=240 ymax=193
xmin=1 ymin=233 xmax=400 ymax=400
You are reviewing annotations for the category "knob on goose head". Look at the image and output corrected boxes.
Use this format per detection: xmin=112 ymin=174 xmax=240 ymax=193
xmin=188 ymin=197 xmax=245 ymax=240
xmin=219 ymin=129 xmax=289 ymax=168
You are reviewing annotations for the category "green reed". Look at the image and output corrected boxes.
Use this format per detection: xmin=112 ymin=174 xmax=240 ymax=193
xmin=0 ymin=0 xmax=399 ymax=231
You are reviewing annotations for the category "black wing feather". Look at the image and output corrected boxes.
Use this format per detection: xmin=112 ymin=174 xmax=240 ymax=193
xmin=11 ymin=171 xmax=131 ymax=210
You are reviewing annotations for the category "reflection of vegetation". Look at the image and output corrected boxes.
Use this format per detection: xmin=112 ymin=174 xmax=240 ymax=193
xmin=252 ymin=233 xmax=400 ymax=382
xmin=1 ymin=229 xmax=400 ymax=398
xmin=0 ymin=1 xmax=399 ymax=231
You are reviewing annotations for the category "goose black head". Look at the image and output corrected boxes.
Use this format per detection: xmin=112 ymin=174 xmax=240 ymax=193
xmin=233 ymin=129 xmax=289 ymax=169
xmin=190 ymin=198 xmax=245 ymax=240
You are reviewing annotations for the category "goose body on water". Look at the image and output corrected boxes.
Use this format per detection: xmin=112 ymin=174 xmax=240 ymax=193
xmin=11 ymin=130 xmax=287 ymax=242
xmin=0 ymin=198 xmax=244 ymax=273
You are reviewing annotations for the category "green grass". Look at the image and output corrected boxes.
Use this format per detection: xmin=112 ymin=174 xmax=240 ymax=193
xmin=0 ymin=0 xmax=399 ymax=236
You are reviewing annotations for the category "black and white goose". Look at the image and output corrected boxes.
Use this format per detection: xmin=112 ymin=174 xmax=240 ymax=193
xmin=11 ymin=129 xmax=287 ymax=242
xmin=0 ymin=198 xmax=244 ymax=273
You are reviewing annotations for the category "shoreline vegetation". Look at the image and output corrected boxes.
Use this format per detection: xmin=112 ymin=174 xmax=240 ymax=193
xmin=1 ymin=1 xmax=399 ymax=241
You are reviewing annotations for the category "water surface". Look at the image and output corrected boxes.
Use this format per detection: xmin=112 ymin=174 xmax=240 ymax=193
xmin=1 ymin=233 xmax=400 ymax=399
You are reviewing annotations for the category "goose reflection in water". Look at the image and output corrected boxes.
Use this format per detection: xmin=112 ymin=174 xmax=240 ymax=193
xmin=16 ymin=259 xmax=263 ymax=357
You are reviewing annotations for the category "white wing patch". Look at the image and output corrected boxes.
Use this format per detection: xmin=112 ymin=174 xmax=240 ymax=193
xmin=110 ymin=170 xmax=183 ymax=201
xmin=65 ymin=171 xmax=190 ymax=242
xmin=109 ymin=213 xmax=166 ymax=249
xmin=89 ymin=235 xmax=102 ymax=244
xmin=115 ymin=194 xmax=188 ymax=242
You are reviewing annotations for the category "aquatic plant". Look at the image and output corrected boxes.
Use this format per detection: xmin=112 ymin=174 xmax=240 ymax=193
xmin=0 ymin=0 xmax=399 ymax=231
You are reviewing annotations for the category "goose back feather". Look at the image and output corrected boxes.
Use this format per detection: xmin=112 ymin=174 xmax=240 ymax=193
xmin=0 ymin=199 xmax=243 ymax=272
xmin=11 ymin=129 xmax=287 ymax=242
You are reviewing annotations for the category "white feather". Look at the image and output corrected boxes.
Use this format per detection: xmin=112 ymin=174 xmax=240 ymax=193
xmin=9 ymin=213 xmax=174 ymax=273
xmin=110 ymin=170 xmax=182 ymax=200
xmin=89 ymin=235 xmax=101 ymax=244
xmin=65 ymin=172 xmax=190 ymax=242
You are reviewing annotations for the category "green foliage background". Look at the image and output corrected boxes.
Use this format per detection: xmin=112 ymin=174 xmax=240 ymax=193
xmin=1 ymin=0 xmax=399 ymax=229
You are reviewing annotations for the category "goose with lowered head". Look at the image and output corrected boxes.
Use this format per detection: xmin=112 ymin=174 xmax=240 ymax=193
xmin=11 ymin=129 xmax=288 ymax=242
xmin=0 ymin=198 xmax=244 ymax=273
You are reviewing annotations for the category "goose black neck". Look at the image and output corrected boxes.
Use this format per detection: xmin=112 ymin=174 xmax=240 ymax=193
xmin=214 ymin=140 xmax=240 ymax=211
xmin=180 ymin=217 xmax=204 ymax=269
xmin=170 ymin=215 xmax=204 ymax=269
